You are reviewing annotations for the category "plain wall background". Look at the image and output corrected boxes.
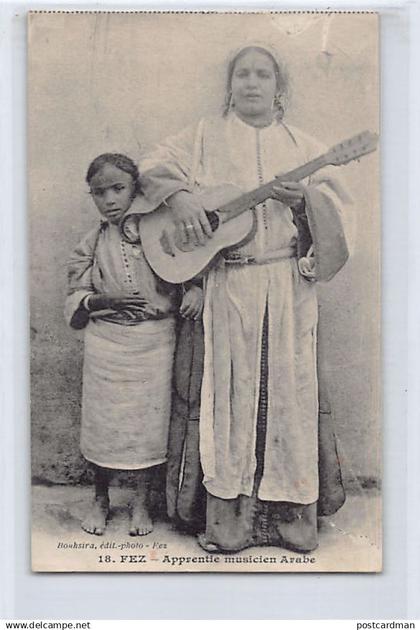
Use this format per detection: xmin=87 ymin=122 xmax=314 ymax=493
xmin=29 ymin=12 xmax=380 ymax=485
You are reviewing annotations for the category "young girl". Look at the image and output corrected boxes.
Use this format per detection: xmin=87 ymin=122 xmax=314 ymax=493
xmin=65 ymin=153 xmax=198 ymax=536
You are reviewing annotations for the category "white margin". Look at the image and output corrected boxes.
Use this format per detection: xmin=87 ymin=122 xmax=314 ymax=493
xmin=0 ymin=0 xmax=418 ymax=620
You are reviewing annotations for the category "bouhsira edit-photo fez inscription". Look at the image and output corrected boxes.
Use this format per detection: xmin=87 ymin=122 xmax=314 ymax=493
xmin=29 ymin=12 xmax=380 ymax=572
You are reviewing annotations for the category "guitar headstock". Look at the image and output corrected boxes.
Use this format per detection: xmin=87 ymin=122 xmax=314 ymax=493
xmin=326 ymin=130 xmax=379 ymax=166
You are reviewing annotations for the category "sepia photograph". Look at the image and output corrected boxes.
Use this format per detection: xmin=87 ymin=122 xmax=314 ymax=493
xmin=29 ymin=11 xmax=380 ymax=572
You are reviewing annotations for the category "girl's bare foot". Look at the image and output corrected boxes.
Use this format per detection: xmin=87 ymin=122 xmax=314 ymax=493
xmin=129 ymin=468 xmax=153 ymax=536
xmin=129 ymin=498 xmax=153 ymax=536
xmin=81 ymin=497 xmax=109 ymax=535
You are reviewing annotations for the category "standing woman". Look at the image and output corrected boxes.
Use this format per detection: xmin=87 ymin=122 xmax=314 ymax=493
xmin=122 ymin=44 xmax=351 ymax=553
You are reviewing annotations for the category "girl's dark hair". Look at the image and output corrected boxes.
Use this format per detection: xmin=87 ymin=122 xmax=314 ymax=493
xmin=86 ymin=153 xmax=141 ymax=194
xmin=223 ymin=45 xmax=290 ymax=120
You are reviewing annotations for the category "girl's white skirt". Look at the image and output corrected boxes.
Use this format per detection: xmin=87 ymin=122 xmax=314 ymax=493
xmin=81 ymin=317 xmax=176 ymax=470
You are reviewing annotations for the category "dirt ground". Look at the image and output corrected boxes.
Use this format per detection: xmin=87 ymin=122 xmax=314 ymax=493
xmin=31 ymin=485 xmax=381 ymax=573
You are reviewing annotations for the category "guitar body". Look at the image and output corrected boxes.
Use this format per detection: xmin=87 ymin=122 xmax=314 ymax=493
xmin=139 ymin=183 xmax=256 ymax=284
xmin=137 ymin=130 xmax=378 ymax=284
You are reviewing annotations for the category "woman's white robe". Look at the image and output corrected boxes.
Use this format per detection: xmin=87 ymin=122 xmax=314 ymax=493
xmin=126 ymin=113 xmax=351 ymax=503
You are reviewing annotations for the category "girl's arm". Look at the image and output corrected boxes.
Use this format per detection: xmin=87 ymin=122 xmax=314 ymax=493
xmin=86 ymin=294 xmax=147 ymax=314
xmin=64 ymin=227 xmax=99 ymax=329
xmin=179 ymin=283 xmax=203 ymax=321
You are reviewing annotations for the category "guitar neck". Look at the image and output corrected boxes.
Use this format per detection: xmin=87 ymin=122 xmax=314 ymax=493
xmin=218 ymin=154 xmax=329 ymax=222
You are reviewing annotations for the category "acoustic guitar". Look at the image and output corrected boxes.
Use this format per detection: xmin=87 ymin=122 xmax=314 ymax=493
xmin=138 ymin=130 xmax=378 ymax=284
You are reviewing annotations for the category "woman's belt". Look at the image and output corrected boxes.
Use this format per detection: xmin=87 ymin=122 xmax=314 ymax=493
xmin=223 ymin=246 xmax=296 ymax=266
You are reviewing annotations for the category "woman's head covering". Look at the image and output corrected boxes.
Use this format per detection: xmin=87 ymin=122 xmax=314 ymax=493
xmin=223 ymin=42 xmax=290 ymax=119
xmin=226 ymin=41 xmax=283 ymax=73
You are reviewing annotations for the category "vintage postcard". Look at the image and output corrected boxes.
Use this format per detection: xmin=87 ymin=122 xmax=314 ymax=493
xmin=29 ymin=11 xmax=380 ymax=572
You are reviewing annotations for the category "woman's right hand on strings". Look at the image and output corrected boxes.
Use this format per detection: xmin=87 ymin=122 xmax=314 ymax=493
xmin=87 ymin=294 xmax=147 ymax=316
xmin=167 ymin=190 xmax=213 ymax=247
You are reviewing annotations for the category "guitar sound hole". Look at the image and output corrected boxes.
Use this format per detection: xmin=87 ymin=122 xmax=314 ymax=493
xmin=206 ymin=211 xmax=220 ymax=232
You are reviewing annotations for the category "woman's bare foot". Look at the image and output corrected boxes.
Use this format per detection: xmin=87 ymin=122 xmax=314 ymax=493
xmin=81 ymin=497 xmax=109 ymax=535
xmin=129 ymin=498 xmax=153 ymax=536
xmin=197 ymin=533 xmax=221 ymax=553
